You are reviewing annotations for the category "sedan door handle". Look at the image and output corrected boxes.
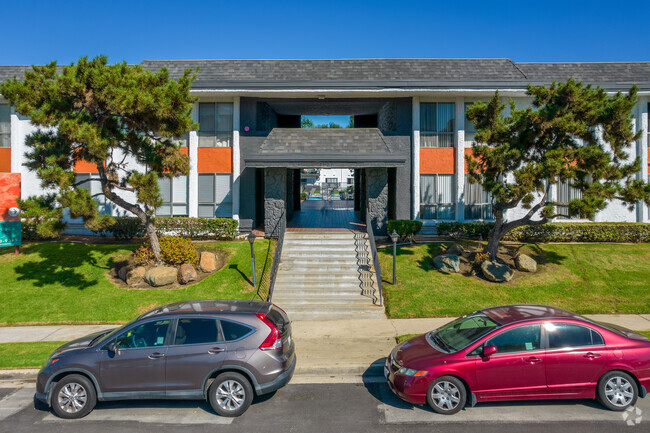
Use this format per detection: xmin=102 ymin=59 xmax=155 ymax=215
xmin=208 ymin=347 xmax=225 ymax=354
xmin=524 ymin=357 xmax=542 ymax=363
xmin=584 ymin=352 xmax=601 ymax=359
xmin=148 ymin=352 xmax=166 ymax=359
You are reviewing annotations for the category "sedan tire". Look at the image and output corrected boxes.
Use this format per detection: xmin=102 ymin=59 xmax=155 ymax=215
xmin=426 ymin=376 xmax=467 ymax=415
xmin=51 ymin=374 xmax=97 ymax=419
xmin=208 ymin=372 xmax=254 ymax=417
xmin=597 ymin=371 xmax=638 ymax=411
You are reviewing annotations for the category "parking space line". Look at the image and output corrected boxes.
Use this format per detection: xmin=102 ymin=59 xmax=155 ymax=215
xmin=0 ymin=385 xmax=35 ymax=420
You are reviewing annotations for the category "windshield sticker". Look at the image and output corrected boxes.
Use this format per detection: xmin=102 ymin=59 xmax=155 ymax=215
xmin=525 ymin=342 xmax=533 ymax=350
xmin=156 ymin=336 xmax=164 ymax=345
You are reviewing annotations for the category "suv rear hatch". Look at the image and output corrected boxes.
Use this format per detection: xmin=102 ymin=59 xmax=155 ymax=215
xmin=266 ymin=305 xmax=294 ymax=359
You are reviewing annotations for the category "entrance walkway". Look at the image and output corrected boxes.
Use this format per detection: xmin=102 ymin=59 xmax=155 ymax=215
xmin=288 ymin=200 xmax=362 ymax=230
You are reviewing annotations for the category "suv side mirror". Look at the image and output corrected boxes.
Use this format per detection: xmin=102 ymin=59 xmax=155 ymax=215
xmin=483 ymin=344 xmax=497 ymax=359
xmin=107 ymin=341 xmax=117 ymax=353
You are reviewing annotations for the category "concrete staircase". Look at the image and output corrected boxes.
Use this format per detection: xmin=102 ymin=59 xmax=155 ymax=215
xmin=271 ymin=230 xmax=386 ymax=321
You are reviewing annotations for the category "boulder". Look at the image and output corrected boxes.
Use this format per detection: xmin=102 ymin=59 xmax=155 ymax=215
xmin=433 ymin=254 xmax=460 ymax=273
xmin=446 ymin=244 xmax=465 ymax=256
xmin=178 ymin=264 xmax=197 ymax=284
xmin=199 ymin=251 xmax=217 ymax=273
xmin=481 ymin=260 xmax=514 ymax=282
xmin=144 ymin=266 xmax=177 ymax=287
xmin=117 ymin=265 xmax=129 ymax=282
xmin=126 ymin=266 xmax=146 ymax=286
xmin=515 ymin=254 xmax=537 ymax=273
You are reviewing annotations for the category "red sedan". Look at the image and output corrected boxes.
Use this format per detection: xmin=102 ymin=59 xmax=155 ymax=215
xmin=385 ymin=304 xmax=650 ymax=415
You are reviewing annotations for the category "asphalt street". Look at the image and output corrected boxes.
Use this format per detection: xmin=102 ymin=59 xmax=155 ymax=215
xmin=0 ymin=380 xmax=647 ymax=433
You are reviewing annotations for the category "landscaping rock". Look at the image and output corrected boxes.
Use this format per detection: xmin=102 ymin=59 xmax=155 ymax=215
xmin=446 ymin=244 xmax=465 ymax=256
xmin=199 ymin=251 xmax=217 ymax=273
xmin=178 ymin=264 xmax=197 ymax=284
xmin=515 ymin=254 xmax=537 ymax=273
xmin=433 ymin=254 xmax=460 ymax=273
xmin=481 ymin=260 xmax=514 ymax=282
xmin=126 ymin=266 xmax=146 ymax=286
xmin=117 ymin=265 xmax=129 ymax=282
xmin=145 ymin=266 xmax=177 ymax=287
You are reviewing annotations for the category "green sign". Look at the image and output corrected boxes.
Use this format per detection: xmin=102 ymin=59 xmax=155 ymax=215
xmin=0 ymin=221 xmax=21 ymax=247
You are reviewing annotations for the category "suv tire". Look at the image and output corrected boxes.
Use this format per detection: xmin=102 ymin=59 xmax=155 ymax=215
xmin=51 ymin=374 xmax=97 ymax=419
xmin=208 ymin=372 xmax=254 ymax=417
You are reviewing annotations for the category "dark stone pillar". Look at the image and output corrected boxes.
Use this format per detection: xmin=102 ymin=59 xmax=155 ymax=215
xmin=264 ymin=168 xmax=287 ymax=238
xmin=366 ymin=167 xmax=388 ymax=236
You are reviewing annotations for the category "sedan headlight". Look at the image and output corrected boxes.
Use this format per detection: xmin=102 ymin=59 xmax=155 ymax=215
xmin=397 ymin=367 xmax=428 ymax=377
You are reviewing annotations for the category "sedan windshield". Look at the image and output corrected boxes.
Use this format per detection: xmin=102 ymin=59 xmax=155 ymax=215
xmin=430 ymin=313 xmax=501 ymax=352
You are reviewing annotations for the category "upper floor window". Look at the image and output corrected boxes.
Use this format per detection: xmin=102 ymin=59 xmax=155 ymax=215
xmin=420 ymin=103 xmax=454 ymax=148
xmin=420 ymin=174 xmax=455 ymax=220
xmin=0 ymin=104 xmax=10 ymax=148
xmin=464 ymin=103 xmax=477 ymax=144
xmin=158 ymin=175 xmax=188 ymax=216
xmin=556 ymin=179 xmax=583 ymax=219
xmin=199 ymin=102 xmax=233 ymax=148
xmin=464 ymin=174 xmax=493 ymax=220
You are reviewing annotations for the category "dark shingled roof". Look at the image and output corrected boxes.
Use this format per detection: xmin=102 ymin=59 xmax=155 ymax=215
xmin=518 ymin=62 xmax=650 ymax=87
xmin=246 ymin=128 xmax=407 ymax=167
xmin=0 ymin=66 xmax=32 ymax=83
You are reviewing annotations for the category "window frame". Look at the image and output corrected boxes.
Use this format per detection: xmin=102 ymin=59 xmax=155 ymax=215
xmin=420 ymin=102 xmax=455 ymax=148
xmin=157 ymin=175 xmax=189 ymax=217
xmin=110 ymin=319 xmax=173 ymax=350
xmin=420 ymin=173 xmax=456 ymax=220
xmin=483 ymin=324 xmax=543 ymax=355
xmin=198 ymin=173 xmax=233 ymax=218
xmin=219 ymin=318 xmax=255 ymax=342
xmin=198 ymin=102 xmax=233 ymax=148
xmin=171 ymin=317 xmax=224 ymax=346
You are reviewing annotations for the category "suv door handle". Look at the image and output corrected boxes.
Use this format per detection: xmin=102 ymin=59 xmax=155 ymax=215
xmin=584 ymin=352 xmax=601 ymax=359
xmin=148 ymin=352 xmax=166 ymax=359
xmin=524 ymin=357 xmax=542 ymax=363
xmin=208 ymin=347 xmax=225 ymax=354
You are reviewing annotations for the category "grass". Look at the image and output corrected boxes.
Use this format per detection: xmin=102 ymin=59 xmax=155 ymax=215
xmin=396 ymin=334 xmax=419 ymax=343
xmin=638 ymin=331 xmax=650 ymax=339
xmin=0 ymin=341 xmax=67 ymax=369
xmin=379 ymin=242 xmax=650 ymax=318
xmin=0 ymin=240 xmax=274 ymax=325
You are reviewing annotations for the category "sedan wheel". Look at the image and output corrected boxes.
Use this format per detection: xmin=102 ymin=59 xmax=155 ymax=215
xmin=208 ymin=372 xmax=253 ymax=417
xmin=597 ymin=371 xmax=638 ymax=411
xmin=51 ymin=374 xmax=97 ymax=419
xmin=427 ymin=376 xmax=467 ymax=415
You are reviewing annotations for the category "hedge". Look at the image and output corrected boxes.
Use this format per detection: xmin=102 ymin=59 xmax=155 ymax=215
xmin=93 ymin=216 xmax=238 ymax=240
xmin=388 ymin=220 xmax=423 ymax=241
xmin=435 ymin=221 xmax=650 ymax=243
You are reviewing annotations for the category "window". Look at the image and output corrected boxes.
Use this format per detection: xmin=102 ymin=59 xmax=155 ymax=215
xmin=464 ymin=174 xmax=493 ymax=220
xmin=199 ymin=102 xmax=233 ymax=147
xmin=420 ymin=174 xmax=455 ymax=219
xmin=464 ymin=103 xmax=477 ymax=143
xmin=485 ymin=324 xmax=541 ymax=354
xmin=75 ymin=173 xmax=110 ymax=214
xmin=556 ymin=179 xmax=583 ymax=219
xmin=158 ymin=175 xmax=188 ymax=216
xmin=325 ymin=178 xmax=337 ymax=184
xmin=0 ymin=104 xmax=10 ymax=148
xmin=198 ymin=173 xmax=232 ymax=218
xmin=220 ymin=320 xmax=253 ymax=341
xmin=115 ymin=320 xmax=170 ymax=349
xmin=546 ymin=323 xmax=604 ymax=349
xmin=347 ymin=177 xmax=354 ymax=185
xmin=174 ymin=318 xmax=220 ymax=345
xmin=420 ymin=103 xmax=455 ymax=148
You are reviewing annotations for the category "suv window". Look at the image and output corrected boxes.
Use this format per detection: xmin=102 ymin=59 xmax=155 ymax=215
xmin=220 ymin=320 xmax=253 ymax=341
xmin=546 ymin=323 xmax=604 ymax=349
xmin=486 ymin=324 xmax=541 ymax=354
xmin=115 ymin=320 xmax=170 ymax=349
xmin=175 ymin=318 xmax=220 ymax=345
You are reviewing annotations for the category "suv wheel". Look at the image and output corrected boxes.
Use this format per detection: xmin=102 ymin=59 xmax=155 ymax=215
xmin=208 ymin=372 xmax=253 ymax=417
xmin=426 ymin=376 xmax=467 ymax=415
xmin=597 ymin=371 xmax=638 ymax=411
xmin=51 ymin=374 xmax=97 ymax=419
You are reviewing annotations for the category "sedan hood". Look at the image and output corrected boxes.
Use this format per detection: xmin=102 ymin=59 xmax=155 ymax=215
xmin=394 ymin=334 xmax=448 ymax=369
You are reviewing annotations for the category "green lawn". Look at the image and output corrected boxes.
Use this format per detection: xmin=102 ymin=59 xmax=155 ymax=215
xmin=0 ymin=341 xmax=67 ymax=369
xmin=379 ymin=243 xmax=650 ymax=318
xmin=0 ymin=240 xmax=274 ymax=324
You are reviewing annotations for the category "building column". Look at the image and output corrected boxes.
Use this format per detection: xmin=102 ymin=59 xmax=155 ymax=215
xmin=637 ymin=102 xmax=648 ymax=222
xmin=412 ymin=97 xmax=420 ymax=220
xmin=232 ymin=97 xmax=241 ymax=222
xmin=366 ymin=167 xmax=388 ymax=236
xmin=264 ymin=167 xmax=287 ymax=238
xmin=188 ymin=102 xmax=199 ymax=217
xmin=10 ymin=110 xmax=21 ymax=174
xmin=455 ymin=97 xmax=465 ymax=222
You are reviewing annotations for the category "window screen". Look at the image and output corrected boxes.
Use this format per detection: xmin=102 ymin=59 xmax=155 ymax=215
xmin=421 ymin=103 xmax=455 ymax=148
xmin=174 ymin=318 xmax=220 ymax=345
xmin=0 ymin=104 xmax=9 ymax=148
xmin=220 ymin=320 xmax=253 ymax=341
xmin=157 ymin=175 xmax=188 ymax=216
xmin=198 ymin=173 xmax=232 ymax=218
xmin=420 ymin=174 xmax=455 ymax=219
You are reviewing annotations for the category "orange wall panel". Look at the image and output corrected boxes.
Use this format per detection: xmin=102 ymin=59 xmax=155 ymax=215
xmin=74 ymin=159 xmax=99 ymax=173
xmin=420 ymin=148 xmax=454 ymax=174
xmin=0 ymin=149 xmax=10 ymax=172
xmin=197 ymin=148 xmax=232 ymax=173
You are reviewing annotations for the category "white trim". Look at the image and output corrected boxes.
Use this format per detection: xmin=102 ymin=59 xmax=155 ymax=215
xmin=9 ymin=109 xmax=21 ymax=174
xmin=412 ymin=97 xmax=420 ymax=220
xmin=232 ymin=97 xmax=241 ymax=222
xmin=638 ymin=101 xmax=648 ymax=222
xmin=188 ymin=102 xmax=199 ymax=217
xmin=455 ymin=97 xmax=465 ymax=222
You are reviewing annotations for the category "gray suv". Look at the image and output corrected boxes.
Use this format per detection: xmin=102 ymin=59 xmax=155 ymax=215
xmin=35 ymin=300 xmax=296 ymax=418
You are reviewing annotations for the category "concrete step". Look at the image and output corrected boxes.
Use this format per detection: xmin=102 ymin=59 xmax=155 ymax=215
xmin=278 ymin=264 xmax=361 ymax=273
xmin=279 ymin=257 xmax=359 ymax=266
xmin=272 ymin=296 xmax=374 ymax=305
xmin=283 ymin=239 xmax=358 ymax=246
xmin=284 ymin=232 xmax=360 ymax=240
xmin=273 ymin=282 xmax=364 ymax=291
xmin=283 ymin=310 xmax=386 ymax=321
xmin=275 ymin=274 xmax=362 ymax=283
xmin=280 ymin=245 xmax=361 ymax=254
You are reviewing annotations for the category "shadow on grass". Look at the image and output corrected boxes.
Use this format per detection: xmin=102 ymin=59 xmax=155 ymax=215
xmin=417 ymin=243 xmax=447 ymax=272
xmin=519 ymin=244 xmax=565 ymax=265
xmin=228 ymin=264 xmax=254 ymax=286
xmin=13 ymin=243 xmax=104 ymax=290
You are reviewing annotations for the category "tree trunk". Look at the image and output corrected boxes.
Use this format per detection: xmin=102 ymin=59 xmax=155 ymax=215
xmin=144 ymin=215 xmax=162 ymax=263
xmin=486 ymin=210 xmax=504 ymax=260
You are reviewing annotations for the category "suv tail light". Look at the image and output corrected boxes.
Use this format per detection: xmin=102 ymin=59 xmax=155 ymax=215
xmin=256 ymin=314 xmax=282 ymax=351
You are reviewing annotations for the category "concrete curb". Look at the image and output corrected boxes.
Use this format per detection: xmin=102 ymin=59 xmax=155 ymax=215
xmin=0 ymin=369 xmax=39 ymax=382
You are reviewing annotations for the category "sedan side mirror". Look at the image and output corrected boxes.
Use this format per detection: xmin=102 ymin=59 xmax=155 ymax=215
xmin=483 ymin=344 xmax=497 ymax=359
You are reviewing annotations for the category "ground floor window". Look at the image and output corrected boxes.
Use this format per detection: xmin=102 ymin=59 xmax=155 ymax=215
xmin=464 ymin=174 xmax=493 ymax=220
xmin=75 ymin=173 xmax=110 ymax=214
xmin=199 ymin=173 xmax=232 ymax=218
xmin=420 ymin=174 xmax=455 ymax=219
xmin=158 ymin=175 xmax=188 ymax=216
xmin=556 ymin=179 xmax=582 ymax=219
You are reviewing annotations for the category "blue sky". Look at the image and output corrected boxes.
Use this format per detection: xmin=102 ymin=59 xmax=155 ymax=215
xmin=1 ymin=0 xmax=649 ymax=65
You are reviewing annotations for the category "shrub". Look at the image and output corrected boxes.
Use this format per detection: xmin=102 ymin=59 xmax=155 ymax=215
xmin=132 ymin=244 xmax=155 ymax=266
xmin=472 ymin=252 xmax=490 ymax=267
xmin=17 ymin=195 xmax=66 ymax=240
xmin=110 ymin=217 xmax=145 ymax=240
xmin=436 ymin=221 xmax=494 ymax=239
xmin=388 ymin=220 xmax=424 ymax=241
xmin=300 ymin=192 xmax=308 ymax=201
xmin=154 ymin=217 xmax=238 ymax=240
xmin=133 ymin=236 xmax=199 ymax=266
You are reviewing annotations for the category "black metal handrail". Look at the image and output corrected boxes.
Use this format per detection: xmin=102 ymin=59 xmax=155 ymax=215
xmin=267 ymin=212 xmax=286 ymax=302
xmin=365 ymin=211 xmax=384 ymax=306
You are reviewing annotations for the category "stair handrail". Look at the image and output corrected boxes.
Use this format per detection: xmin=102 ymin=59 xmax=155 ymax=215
xmin=267 ymin=211 xmax=286 ymax=302
xmin=365 ymin=210 xmax=384 ymax=306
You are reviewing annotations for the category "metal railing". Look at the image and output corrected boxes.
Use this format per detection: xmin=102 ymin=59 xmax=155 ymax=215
xmin=267 ymin=212 xmax=286 ymax=302
xmin=365 ymin=211 xmax=384 ymax=306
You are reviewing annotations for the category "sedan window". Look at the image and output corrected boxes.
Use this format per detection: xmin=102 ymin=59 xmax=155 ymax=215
xmin=486 ymin=324 xmax=541 ymax=354
xmin=546 ymin=323 xmax=604 ymax=349
xmin=115 ymin=320 xmax=170 ymax=349
xmin=175 ymin=318 xmax=221 ymax=345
